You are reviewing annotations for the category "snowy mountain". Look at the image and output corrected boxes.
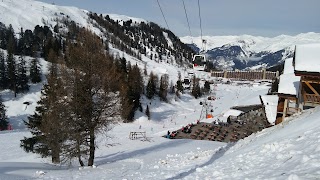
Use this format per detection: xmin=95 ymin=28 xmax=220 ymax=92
xmin=0 ymin=0 xmax=194 ymax=68
xmin=181 ymin=33 xmax=320 ymax=70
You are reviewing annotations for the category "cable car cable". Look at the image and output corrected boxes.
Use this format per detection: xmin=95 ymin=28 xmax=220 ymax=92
xmin=197 ymin=0 xmax=203 ymax=41
xmin=156 ymin=0 xmax=170 ymax=30
xmin=181 ymin=0 xmax=192 ymax=42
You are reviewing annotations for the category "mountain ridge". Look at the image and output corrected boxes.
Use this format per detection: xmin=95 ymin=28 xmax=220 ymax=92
xmin=180 ymin=33 xmax=320 ymax=70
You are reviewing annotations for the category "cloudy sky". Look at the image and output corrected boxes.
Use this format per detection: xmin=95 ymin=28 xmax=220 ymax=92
xmin=37 ymin=0 xmax=319 ymax=37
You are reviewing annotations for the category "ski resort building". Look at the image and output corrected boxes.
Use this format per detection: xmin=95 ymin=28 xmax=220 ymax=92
xmin=277 ymin=43 xmax=320 ymax=123
xmin=294 ymin=44 xmax=320 ymax=108
xmin=276 ymin=58 xmax=301 ymax=123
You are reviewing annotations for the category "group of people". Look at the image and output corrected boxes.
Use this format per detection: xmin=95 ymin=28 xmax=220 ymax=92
xmin=166 ymin=130 xmax=178 ymax=139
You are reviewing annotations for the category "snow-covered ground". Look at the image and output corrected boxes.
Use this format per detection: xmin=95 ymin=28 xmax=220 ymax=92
xmin=1 ymin=65 xmax=320 ymax=179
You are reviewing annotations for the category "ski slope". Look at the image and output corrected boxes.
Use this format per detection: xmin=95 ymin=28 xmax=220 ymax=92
xmin=1 ymin=64 xmax=320 ymax=179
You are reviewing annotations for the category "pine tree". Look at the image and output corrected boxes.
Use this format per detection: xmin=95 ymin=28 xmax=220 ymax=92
xmin=20 ymin=53 xmax=67 ymax=164
xmin=191 ymin=75 xmax=201 ymax=98
xmin=0 ymin=97 xmax=8 ymax=131
xmin=176 ymin=80 xmax=183 ymax=93
xmin=203 ymin=81 xmax=210 ymax=94
xmin=7 ymin=37 xmax=17 ymax=97
xmin=176 ymin=71 xmax=183 ymax=93
xmin=169 ymin=81 xmax=175 ymax=94
xmin=146 ymin=72 xmax=158 ymax=99
xmin=29 ymin=57 xmax=42 ymax=83
xmin=0 ymin=50 xmax=8 ymax=89
xmin=145 ymin=105 xmax=150 ymax=120
xmin=66 ymin=29 xmax=120 ymax=166
xmin=120 ymin=85 xmax=134 ymax=122
xmin=159 ymin=74 xmax=169 ymax=101
xmin=16 ymin=55 xmax=29 ymax=93
xmin=143 ymin=63 xmax=147 ymax=76
xmin=120 ymin=57 xmax=127 ymax=73
xmin=122 ymin=64 xmax=143 ymax=122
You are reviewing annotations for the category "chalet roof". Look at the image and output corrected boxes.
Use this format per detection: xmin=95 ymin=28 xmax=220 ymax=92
xmin=260 ymin=95 xmax=279 ymax=125
xmin=283 ymin=58 xmax=294 ymax=75
xmin=278 ymin=58 xmax=301 ymax=96
xmin=294 ymin=43 xmax=320 ymax=73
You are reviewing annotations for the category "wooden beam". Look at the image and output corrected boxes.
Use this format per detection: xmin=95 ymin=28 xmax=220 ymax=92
xmin=305 ymin=82 xmax=320 ymax=95
xmin=301 ymin=80 xmax=320 ymax=84
xmin=282 ymin=99 xmax=288 ymax=121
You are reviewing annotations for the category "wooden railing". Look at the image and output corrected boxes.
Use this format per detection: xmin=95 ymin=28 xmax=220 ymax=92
xmin=211 ymin=70 xmax=278 ymax=80
xmin=129 ymin=131 xmax=146 ymax=140
xmin=304 ymin=94 xmax=320 ymax=105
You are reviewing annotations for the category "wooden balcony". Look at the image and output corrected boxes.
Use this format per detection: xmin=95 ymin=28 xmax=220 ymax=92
xmin=304 ymin=94 xmax=320 ymax=105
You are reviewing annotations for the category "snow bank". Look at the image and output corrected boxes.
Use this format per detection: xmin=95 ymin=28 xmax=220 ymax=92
xmin=261 ymin=95 xmax=279 ymax=124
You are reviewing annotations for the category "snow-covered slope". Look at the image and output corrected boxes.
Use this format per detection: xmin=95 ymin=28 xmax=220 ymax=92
xmin=0 ymin=0 xmax=90 ymax=33
xmin=188 ymin=107 xmax=320 ymax=179
xmin=1 ymin=73 xmax=320 ymax=179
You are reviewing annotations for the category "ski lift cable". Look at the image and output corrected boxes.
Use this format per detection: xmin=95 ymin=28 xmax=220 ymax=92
xmin=197 ymin=0 xmax=204 ymax=51
xmin=181 ymin=0 xmax=193 ymax=43
xmin=156 ymin=0 xmax=170 ymax=30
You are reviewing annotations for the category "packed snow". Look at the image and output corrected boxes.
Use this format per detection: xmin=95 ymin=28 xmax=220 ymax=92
xmin=1 ymin=53 xmax=320 ymax=179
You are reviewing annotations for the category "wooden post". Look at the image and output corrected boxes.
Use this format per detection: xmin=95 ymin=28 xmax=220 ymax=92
xmin=262 ymin=68 xmax=266 ymax=79
xmin=223 ymin=71 xmax=227 ymax=78
xmin=282 ymin=99 xmax=288 ymax=121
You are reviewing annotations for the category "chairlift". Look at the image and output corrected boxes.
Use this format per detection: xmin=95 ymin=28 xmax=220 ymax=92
xmin=192 ymin=54 xmax=206 ymax=71
xmin=192 ymin=39 xmax=207 ymax=71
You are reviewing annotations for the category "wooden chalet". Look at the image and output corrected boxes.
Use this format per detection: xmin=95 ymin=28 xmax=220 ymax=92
xmin=276 ymin=58 xmax=301 ymax=124
xmin=276 ymin=44 xmax=320 ymax=123
xmin=293 ymin=44 xmax=320 ymax=108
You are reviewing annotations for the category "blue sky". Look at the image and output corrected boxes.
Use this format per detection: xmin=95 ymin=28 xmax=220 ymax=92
xmin=37 ymin=0 xmax=320 ymax=37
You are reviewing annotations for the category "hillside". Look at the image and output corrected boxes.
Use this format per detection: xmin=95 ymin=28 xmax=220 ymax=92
xmin=1 ymin=74 xmax=320 ymax=179
xmin=181 ymin=33 xmax=320 ymax=70
xmin=0 ymin=0 xmax=194 ymax=68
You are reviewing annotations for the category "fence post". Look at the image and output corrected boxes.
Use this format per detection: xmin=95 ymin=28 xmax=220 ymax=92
xmin=262 ymin=68 xmax=266 ymax=79
xmin=223 ymin=70 xmax=227 ymax=78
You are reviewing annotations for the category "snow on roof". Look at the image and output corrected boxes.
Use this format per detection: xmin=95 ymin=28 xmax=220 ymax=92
xmin=278 ymin=58 xmax=301 ymax=96
xmin=283 ymin=58 xmax=294 ymax=74
xmin=295 ymin=43 xmax=320 ymax=73
xmin=278 ymin=74 xmax=300 ymax=96
xmin=260 ymin=95 xmax=279 ymax=124
xmin=222 ymin=109 xmax=243 ymax=117
xmin=218 ymin=109 xmax=243 ymax=123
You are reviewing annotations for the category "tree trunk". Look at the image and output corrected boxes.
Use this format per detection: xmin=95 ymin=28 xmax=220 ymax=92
xmin=78 ymin=155 xmax=84 ymax=167
xmin=76 ymin=138 xmax=84 ymax=167
xmin=51 ymin=146 xmax=60 ymax=164
xmin=88 ymin=128 xmax=95 ymax=166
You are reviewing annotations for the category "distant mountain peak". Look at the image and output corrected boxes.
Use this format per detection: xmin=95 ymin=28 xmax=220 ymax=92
xmin=181 ymin=33 xmax=320 ymax=70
